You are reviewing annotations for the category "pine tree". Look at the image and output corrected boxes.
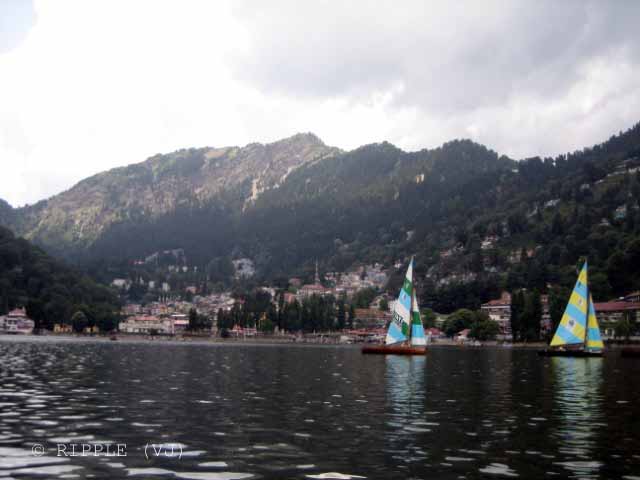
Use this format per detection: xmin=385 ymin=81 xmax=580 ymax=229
xmin=510 ymin=290 xmax=525 ymax=341
xmin=336 ymin=298 xmax=346 ymax=330
xmin=347 ymin=304 xmax=355 ymax=329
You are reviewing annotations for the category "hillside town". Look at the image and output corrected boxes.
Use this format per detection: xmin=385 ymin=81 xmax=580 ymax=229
xmin=0 ymin=248 xmax=640 ymax=343
xmin=5 ymin=255 xmax=638 ymax=346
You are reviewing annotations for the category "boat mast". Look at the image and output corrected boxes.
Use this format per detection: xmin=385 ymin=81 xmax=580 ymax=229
xmin=408 ymin=257 xmax=416 ymax=345
xmin=583 ymin=259 xmax=589 ymax=352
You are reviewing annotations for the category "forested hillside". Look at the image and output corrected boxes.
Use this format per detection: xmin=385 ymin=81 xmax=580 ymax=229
xmin=0 ymin=226 xmax=120 ymax=330
xmin=2 ymin=123 xmax=640 ymax=313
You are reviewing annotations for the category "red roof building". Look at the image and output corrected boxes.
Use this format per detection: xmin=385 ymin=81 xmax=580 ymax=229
xmin=594 ymin=301 xmax=640 ymax=337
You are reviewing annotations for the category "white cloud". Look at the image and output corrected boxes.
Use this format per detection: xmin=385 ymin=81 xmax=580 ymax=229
xmin=1 ymin=0 xmax=639 ymax=206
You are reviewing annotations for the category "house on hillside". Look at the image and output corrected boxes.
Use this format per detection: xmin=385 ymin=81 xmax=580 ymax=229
xmin=594 ymin=301 xmax=640 ymax=338
xmin=481 ymin=291 xmax=512 ymax=339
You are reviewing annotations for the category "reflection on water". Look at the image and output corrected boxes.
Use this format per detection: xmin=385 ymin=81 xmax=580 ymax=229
xmin=551 ymin=357 xmax=604 ymax=479
xmin=0 ymin=336 xmax=639 ymax=479
xmin=385 ymin=356 xmax=428 ymax=464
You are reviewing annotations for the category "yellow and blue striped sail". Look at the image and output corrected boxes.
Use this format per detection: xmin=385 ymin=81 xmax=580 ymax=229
xmin=585 ymin=293 xmax=604 ymax=351
xmin=550 ymin=262 xmax=589 ymax=347
xmin=386 ymin=258 xmax=413 ymax=345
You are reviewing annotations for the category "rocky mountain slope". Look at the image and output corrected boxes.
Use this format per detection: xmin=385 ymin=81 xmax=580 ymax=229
xmin=8 ymin=133 xmax=338 ymax=258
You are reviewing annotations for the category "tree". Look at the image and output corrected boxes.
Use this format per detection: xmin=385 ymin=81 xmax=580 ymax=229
xmin=548 ymin=286 xmax=569 ymax=339
xmin=469 ymin=314 xmax=500 ymax=341
xmin=188 ymin=308 xmax=198 ymax=331
xmin=352 ymin=288 xmax=377 ymax=308
xmin=443 ymin=309 xmax=475 ymax=337
xmin=421 ymin=307 xmax=436 ymax=328
xmin=524 ymin=289 xmax=542 ymax=341
xmin=347 ymin=304 xmax=355 ymax=329
xmin=510 ymin=290 xmax=525 ymax=341
xmin=336 ymin=298 xmax=346 ymax=330
xmin=379 ymin=297 xmax=389 ymax=312
xmin=0 ymin=289 xmax=8 ymax=315
xmin=71 ymin=311 xmax=88 ymax=333
xmin=614 ymin=314 xmax=633 ymax=341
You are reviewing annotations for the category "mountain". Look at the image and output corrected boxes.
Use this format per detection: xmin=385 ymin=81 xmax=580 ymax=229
xmin=0 ymin=225 xmax=120 ymax=330
xmin=10 ymin=133 xmax=339 ymax=259
xmin=3 ymin=124 xmax=640 ymax=312
xmin=0 ymin=198 xmax=14 ymax=227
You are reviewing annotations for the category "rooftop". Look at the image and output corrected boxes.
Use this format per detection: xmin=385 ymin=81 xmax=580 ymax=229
xmin=594 ymin=301 xmax=640 ymax=312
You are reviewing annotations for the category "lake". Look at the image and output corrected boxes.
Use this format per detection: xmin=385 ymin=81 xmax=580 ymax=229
xmin=0 ymin=336 xmax=639 ymax=479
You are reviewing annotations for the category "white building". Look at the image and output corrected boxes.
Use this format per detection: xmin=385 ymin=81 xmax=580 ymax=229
xmin=0 ymin=308 xmax=35 ymax=334
xmin=480 ymin=292 xmax=512 ymax=339
xmin=119 ymin=315 xmax=174 ymax=335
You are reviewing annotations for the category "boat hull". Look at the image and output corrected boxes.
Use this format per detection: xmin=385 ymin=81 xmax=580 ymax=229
xmin=537 ymin=349 xmax=603 ymax=357
xmin=362 ymin=345 xmax=426 ymax=355
xmin=621 ymin=347 xmax=640 ymax=358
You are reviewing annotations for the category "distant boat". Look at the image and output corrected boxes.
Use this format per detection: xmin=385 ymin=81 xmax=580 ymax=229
xmin=538 ymin=261 xmax=604 ymax=357
xmin=362 ymin=257 xmax=427 ymax=355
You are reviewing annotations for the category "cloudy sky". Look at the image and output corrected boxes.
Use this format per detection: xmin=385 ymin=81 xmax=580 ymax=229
xmin=1 ymin=0 xmax=639 ymax=207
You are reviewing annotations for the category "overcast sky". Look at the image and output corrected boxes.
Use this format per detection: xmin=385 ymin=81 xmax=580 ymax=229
xmin=1 ymin=0 xmax=639 ymax=207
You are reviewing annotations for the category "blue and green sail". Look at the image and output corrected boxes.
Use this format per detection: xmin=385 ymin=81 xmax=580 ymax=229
xmin=410 ymin=290 xmax=427 ymax=346
xmin=385 ymin=257 xmax=426 ymax=346
xmin=549 ymin=261 xmax=604 ymax=351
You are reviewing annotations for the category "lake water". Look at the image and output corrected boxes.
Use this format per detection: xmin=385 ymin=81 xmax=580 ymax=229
xmin=0 ymin=336 xmax=639 ymax=479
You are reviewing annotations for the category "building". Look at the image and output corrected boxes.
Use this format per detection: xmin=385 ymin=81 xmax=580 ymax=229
xmin=119 ymin=315 xmax=174 ymax=335
xmin=624 ymin=291 xmax=640 ymax=303
xmin=0 ymin=308 xmax=35 ymax=334
xmin=111 ymin=278 xmax=130 ymax=289
xmin=456 ymin=328 xmax=471 ymax=342
xmin=283 ymin=292 xmax=297 ymax=304
xmin=539 ymin=295 xmax=552 ymax=335
xmin=425 ymin=327 xmax=443 ymax=339
xmin=480 ymin=291 xmax=512 ymax=338
xmin=297 ymin=261 xmax=328 ymax=300
xmin=171 ymin=314 xmax=189 ymax=332
xmin=54 ymin=323 xmax=73 ymax=333
xmin=353 ymin=308 xmax=391 ymax=330
xmin=594 ymin=301 xmax=640 ymax=338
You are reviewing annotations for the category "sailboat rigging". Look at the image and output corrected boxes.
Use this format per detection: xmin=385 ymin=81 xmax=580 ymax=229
xmin=539 ymin=261 xmax=604 ymax=357
xmin=362 ymin=257 xmax=427 ymax=355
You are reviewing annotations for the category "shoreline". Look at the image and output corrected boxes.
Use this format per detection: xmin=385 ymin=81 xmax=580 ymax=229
xmin=1 ymin=333 xmax=635 ymax=350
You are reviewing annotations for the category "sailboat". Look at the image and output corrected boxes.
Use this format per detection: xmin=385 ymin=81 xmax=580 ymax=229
xmin=362 ymin=258 xmax=427 ymax=355
xmin=538 ymin=261 xmax=604 ymax=357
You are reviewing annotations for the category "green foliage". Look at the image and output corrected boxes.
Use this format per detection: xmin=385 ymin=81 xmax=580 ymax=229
xmin=348 ymin=304 xmax=355 ymax=329
xmin=547 ymin=286 xmax=570 ymax=339
xmin=336 ymin=298 xmax=346 ymax=330
xmin=614 ymin=315 xmax=633 ymax=341
xmin=469 ymin=312 xmax=500 ymax=341
xmin=0 ymin=226 xmax=120 ymax=330
xmin=5 ymin=123 xmax=640 ymax=314
xmin=443 ymin=308 xmax=476 ymax=337
xmin=379 ymin=297 xmax=389 ymax=312
xmin=352 ymin=287 xmax=378 ymax=308
xmin=188 ymin=307 xmax=211 ymax=331
xmin=420 ymin=307 xmax=436 ymax=328
xmin=511 ymin=289 xmax=542 ymax=341
xmin=217 ymin=290 xmax=341 ymax=333
xmin=71 ymin=311 xmax=88 ymax=333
